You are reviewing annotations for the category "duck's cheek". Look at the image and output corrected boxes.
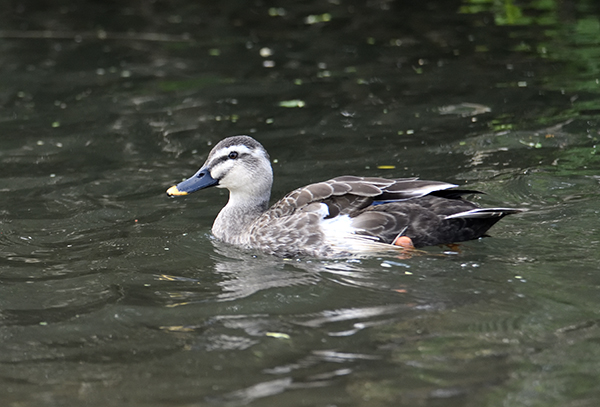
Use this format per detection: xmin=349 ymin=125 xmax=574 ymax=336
xmin=220 ymin=170 xmax=253 ymax=190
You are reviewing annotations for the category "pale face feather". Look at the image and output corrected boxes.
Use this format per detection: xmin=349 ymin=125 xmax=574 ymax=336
xmin=206 ymin=144 xmax=273 ymax=201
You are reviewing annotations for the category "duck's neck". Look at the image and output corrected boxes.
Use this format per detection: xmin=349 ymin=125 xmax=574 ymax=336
xmin=212 ymin=191 xmax=270 ymax=245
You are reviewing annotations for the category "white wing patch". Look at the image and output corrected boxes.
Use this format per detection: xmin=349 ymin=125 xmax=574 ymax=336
xmin=445 ymin=207 xmax=518 ymax=219
xmin=319 ymin=209 xmax=386 ymax=253
xmin=320 ymin=212 xmax=356 ymax=240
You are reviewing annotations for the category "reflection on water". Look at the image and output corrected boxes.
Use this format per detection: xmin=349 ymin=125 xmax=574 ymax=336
xmin=210 ymin=242 xmax=323 ymax=302
xmin=1 ymin=0 xmax=600 ymax=406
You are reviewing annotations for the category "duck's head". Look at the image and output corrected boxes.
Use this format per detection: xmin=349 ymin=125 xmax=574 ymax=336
xmin=167 ymin=135 xmax=273 ymax=199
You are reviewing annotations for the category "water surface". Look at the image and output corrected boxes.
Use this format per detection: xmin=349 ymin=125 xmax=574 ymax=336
xmin=1 ymin=1 xmax=600 ymax=406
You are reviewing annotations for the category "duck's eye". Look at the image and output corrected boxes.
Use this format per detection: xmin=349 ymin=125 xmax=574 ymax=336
xmin=228 ymin=151 xmax=239 ymax=160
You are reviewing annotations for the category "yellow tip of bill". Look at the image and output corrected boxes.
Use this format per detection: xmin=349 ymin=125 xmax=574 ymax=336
xmin=166 ymin=185 xmax=188 ymax=196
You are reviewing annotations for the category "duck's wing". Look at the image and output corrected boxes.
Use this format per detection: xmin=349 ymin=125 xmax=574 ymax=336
xmin=267 ymin=175 xmax=460 ymax=218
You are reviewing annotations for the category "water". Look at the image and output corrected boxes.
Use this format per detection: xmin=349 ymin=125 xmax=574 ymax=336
xmin=1 ymin=1 xmax=600 ymax=406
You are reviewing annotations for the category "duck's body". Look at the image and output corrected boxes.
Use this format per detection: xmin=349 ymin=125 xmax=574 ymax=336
xmin=167 ymin=136 xmax=521 ymax=257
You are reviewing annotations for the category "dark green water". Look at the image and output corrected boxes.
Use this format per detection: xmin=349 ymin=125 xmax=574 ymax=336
xmin=1 ymin=1 xmax=600 ymax=406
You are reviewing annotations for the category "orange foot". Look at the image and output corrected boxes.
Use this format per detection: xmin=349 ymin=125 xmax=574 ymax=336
xmin=392 ymin=236 xmax=415 ymax=249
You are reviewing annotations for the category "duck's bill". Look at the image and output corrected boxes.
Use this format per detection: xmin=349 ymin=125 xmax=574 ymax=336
xmin=166 ymin=185 xmax=188 ymax=196
xmin=166 ymin=168 xmax=218 ymax=196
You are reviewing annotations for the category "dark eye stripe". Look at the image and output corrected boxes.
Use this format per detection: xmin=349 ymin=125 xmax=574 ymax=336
xmin=211 ymin=151 xmax=248 ymax=167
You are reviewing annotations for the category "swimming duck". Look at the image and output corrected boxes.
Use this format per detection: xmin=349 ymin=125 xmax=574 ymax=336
xmin=167 ymin=135 xmax=521 ymax=257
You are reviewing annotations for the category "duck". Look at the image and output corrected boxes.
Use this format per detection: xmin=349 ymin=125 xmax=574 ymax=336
xmin=166 ymin=135 xmax=522 ymax=258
